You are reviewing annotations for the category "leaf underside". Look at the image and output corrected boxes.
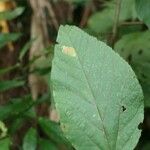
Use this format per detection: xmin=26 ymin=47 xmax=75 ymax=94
xmin=51 ymin=25 xmax=144 ymax=150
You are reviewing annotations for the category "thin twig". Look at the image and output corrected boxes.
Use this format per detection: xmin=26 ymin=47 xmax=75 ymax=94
xmin=68 ymin=1 xmax=74 ymax=23
xmin=120 ymin=21 xmax=143 ymax=26
xmin=110 ymin=0 xmax=122 ymax=47
xmin=80 ymin=1 xmax=92 ymax=28
xmin=45 ymin=0 xmax=59 ymax=30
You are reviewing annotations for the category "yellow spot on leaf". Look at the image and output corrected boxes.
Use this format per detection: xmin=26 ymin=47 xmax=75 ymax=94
xmin=62 ymin=46 xmax=76 ymax=57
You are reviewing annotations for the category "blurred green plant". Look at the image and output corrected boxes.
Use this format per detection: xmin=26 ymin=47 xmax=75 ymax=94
xmin=135 ymin=0 xmax=150 ymax=28
xmin=0 ymin=0 xmax=150 ymax=149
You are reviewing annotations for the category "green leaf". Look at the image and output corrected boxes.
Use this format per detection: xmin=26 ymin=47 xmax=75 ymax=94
xmin=0 ymin=64 xmax=20 ymax=75
xmin=19 ymin=39 xmax=35 ymax=61
xmin=142 ymin=142 xmax=150 ymax=150
xmin=0 ymin=138 xmax=10 ymax=150
xmin=136 ymin=0 xmax=150 ymax=28
xmin=118 ymin=24 xmax=143 ymax=37
xmin=141 ymin=82 xmax=150 ymax=108
xmin=0 ymin=79 xmax=25 ymax=92
xmin=114 ymin=31 xmax=150 ymax=83
xmin=34 ymin=93 xmax=50 ymax=105
xmin=88 ymin=8 xmax=114 ymax=34
xmin=88 ymin=0 xmax=137 ymax=33
xmin=51 ymin=25 xmax=144 ymax=150
xmin=64 ymin=0 xmax=89 ymax=4
xmin=9 ymin=118 xmax=25 ymax=135
xmin=0 ymin=95 xmax=34 ymax=120
xmin=38 ymin=117 xmax=69 ymax=145
xmin=32 ymin=66 xmax=51 ymax=76
xmin=0 ymin=7 xmax=24 ymax=21
xmin=23 ymin=128 xmax=37 ymax=150
xmin=38 ymin=138 xmax=57 ymax=150
xmin=0 ymin=33 xmax=22 ymax=50
xmin=114 ymin=31 xmax=150 ymax=108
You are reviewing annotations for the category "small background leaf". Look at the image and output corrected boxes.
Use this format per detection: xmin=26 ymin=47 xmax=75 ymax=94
xmin=0 ymin=33 xmax=22 ymax=50
xmin=0 ymin=7 xmax=24 ymax=21
xmin=23 ymin=128 xmax=37 ymax=150
xmin=38 ymin=138 xmax=57 ymax=150
xmin=88 ymin=0 xmax=136 ymax=34
xmin=0 ymin=80 xmax=25 ymax=92
xmin=38 ymin=117 xmax=70 ymax=145
xmin=19 ymin=39 xmax=35 ymax=61
xmin=0 ymin=138 xmax=10 ymax=150
xmin=114 ymin=31 xmax=150 ymax=107
xmin=136 ymin=0 xmax=150 ymax=28
xmin=0 ymin=95 xmax=34 ymax=120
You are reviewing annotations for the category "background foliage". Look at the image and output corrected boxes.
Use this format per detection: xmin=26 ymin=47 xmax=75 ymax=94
xmin=0 ymin=0 xmax=150 ymax=149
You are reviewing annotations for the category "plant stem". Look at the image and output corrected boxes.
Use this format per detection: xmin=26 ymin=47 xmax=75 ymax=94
xmin=111 ymin=0 xmax=122 ymax=47
xmin=120 ymin=21 xmax=143 ymax=26
xmin=80 ymin=1 xmax=92 ymax=28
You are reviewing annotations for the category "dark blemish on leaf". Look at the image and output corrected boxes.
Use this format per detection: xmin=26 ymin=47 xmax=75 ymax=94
xmin=138 ymin=122 xmax=143 ymax=130
xmin=127 ymin=54 xmax=132 ymax=63
xmin=122 ymin=106 xmax=126 ymax=112
xmin=133 ymin=75 xmax=136 ymax=79
xmin=61 ymin=124 xmax=66 ymax=132
xmin=138 ymin=49 xmax=143 ymax=55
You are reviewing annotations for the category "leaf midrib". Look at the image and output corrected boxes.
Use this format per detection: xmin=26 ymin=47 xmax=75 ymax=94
xmin=61 ymin=31 xmax=112 ymax=150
